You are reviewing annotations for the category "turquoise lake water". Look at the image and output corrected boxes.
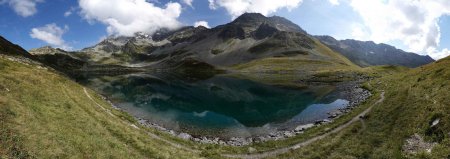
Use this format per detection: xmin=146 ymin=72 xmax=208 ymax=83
xmin=77 ymin=73 xmax=348 ymax=138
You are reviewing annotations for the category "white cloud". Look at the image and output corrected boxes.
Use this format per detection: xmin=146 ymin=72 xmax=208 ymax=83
xmin=426 ymin=47 xmax=450 ymax=60
xmin=79 ymin=0 xmax=182 ymax=36
xmin=30 ymin=23 xmax=72 ymax=50
xmin=64 ymin=7 xmax=76 ymax=17
xmin=329 ymin=0 xmax=339 ymax=5
xmin=194 ymin=20 xmax=210 ymax=28
xmin=351 ymin=26 xmax=367 ymax=40
xmin=0 ymin=0 xmax=43 ymax=17
xmin=64 ymin=10 xmax=72 ymax=17
xmin=348 ymin=0 xmax=450 ymax=59
xmin=208 ymin=0 xmax=303 ymax=19
xmin=208 ymin=0 xmax=216 ymax=9
xmin=182 ymin=0 xmax=193 ymax=7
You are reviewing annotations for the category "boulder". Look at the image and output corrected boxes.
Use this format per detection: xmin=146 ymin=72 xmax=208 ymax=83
xmin=295 ymin=123 xmax=315 ymax=131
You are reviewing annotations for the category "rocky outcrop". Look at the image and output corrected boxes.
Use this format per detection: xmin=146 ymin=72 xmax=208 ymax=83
xmin=403 ymin=134 xmax=436 ymax=155
xmin=29 ymin=46 xmax=67 ymax=55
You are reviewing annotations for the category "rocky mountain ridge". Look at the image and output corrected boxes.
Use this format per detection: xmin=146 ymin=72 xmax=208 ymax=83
xmin=315 ymin=35 xmax=434 ymax=68
xmin=28 ymin=13 xmax=435 ymax=71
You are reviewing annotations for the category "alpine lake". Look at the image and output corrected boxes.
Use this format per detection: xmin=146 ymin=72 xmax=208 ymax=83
xmin=75 ymin=72 xmax=350 ymax=139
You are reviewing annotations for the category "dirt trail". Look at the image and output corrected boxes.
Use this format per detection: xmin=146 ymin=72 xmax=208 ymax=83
xmin=83 ymin=86 xmax=386 ymax=159
xmin=223 ymin=91 xmax=385 ymax=159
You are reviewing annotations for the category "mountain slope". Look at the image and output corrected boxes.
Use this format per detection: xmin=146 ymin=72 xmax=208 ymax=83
xmin=58 ymin=13 xmax=356 ymax=71
xmin=316 ymin=35 xmax=434 ymax=68
xmin=0 ymin=38 xmax=202 ymax=159
xmin=276 ymin=56 xmax=450 ymax=158
xmin=0 ymin=36 xmax=34 ymax=59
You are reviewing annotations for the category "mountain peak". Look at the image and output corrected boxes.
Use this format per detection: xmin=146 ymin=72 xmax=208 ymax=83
xmin=29 ymin=46 xmax=67 ymax=55
xmin=233 ymin=13 xmax=266 ymax=22
xmin=230 ymin=13 xmax=306 ymax=34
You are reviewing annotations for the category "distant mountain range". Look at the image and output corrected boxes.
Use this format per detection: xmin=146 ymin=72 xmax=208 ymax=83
xmin=20 ymin=13 xmax=436 ymax=73
xmin=315 ymin=36 xmax=434 ymax=68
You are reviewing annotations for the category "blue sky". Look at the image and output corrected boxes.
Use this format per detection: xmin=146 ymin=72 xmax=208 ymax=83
xmin=0 ymin=0 xmax=449 ymax=59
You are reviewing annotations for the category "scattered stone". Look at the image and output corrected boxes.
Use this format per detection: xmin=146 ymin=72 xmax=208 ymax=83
xmin=177 ymin=133 xmax=192 ymax=140
xmin=92 ymin=74 xmax=373 ymax=147
xmin=168 ymin=130 xmax=176 ymax=136
xmin=130 ymin=124 xmax=139 ymax=129
xmin=431 ymin=119 xmax=440 ymax=127
xmin=403 ymin=134 xmax=437 ymax=155
xmin=284 ymin=131 xmax=295 ymax=137
xmin=295 ymin=123 xmax=315 ymax=131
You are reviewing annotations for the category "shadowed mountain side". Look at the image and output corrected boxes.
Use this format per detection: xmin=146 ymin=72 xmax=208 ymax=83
xmin=315 ymin=35 xmax=434 ymax=68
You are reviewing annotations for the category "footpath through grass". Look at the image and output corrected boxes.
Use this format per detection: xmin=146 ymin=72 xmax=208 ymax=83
xmin=0 ymin=57 xmax=202 ymax=159
xmin=273 ymin=57 xmax=450 ymax=159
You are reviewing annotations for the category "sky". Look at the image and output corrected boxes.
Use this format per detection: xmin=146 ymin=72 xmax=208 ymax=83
xmin=0 ymin=0 xmax=449 ymax=60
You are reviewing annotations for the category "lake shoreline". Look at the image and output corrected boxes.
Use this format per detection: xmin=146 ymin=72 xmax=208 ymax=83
xmin=100 ymin=77 xmax=372 ymax=146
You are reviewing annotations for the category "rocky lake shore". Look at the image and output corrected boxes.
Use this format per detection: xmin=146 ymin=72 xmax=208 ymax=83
xmin=126 ymin=79 xmax=373 ymax=146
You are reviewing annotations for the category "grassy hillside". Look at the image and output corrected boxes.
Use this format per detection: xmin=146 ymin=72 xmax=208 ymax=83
xmin=274 ymin=57 xmax=450 ymax=158
xmin=230 ymin=39 xmax=361 ymax=87
xmin=232 ymin=39 xmax=358 ymax=73
xmin=0 ymin=56 xmax=202 ymax=158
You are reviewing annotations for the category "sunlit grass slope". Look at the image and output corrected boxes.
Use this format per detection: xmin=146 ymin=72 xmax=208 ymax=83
xmin=275 ymin=56 xmax=450 ymax=158
xmin=0 ymin=57 xmax=201 ymax=159
xmin=232 ymin=39 xmax=359 ymax=73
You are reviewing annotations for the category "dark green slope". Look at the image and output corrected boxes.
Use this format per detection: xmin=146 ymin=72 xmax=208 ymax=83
xmin=0 ymin=36 xmax=33 ymax=59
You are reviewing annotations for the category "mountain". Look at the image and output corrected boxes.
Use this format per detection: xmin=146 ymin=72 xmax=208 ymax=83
xmin=38 ymin=13 xmax=354 ymax=78
xmin=0 ymin=36 xmax=33 ymax=59
xmin=29 ymin=46 xmax=68 ymax=55
xmin=315 ymin=35 xmax=435 ymax=68
xmin=1 ymin=13 xmax=449 ymax=158
xmin=29 ymin=46 xmax=147 ymax=76
xmin=0 ymin=37 xmax=201 ymax=158
xmin=32 ymin=13 xmax=432 ymax=75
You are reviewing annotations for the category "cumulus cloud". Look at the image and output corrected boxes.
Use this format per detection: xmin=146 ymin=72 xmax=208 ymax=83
xmin=329 ymin=0 xmax=339 ymax=5
xmin=0 ymin=0 xmax=43 ymax=17
xmin=30 ymin=23 xmax=72 ymax=50
xmin=427 ymin=47 xmax=450 ymax=60
xmin=208 ymin=0 xmax=303 ymax=19
xmin=182 ymin=0 xmax=193 ymax=7
xmin=348 ymin=0 xmax=450 ymax=59
xmin=194 ymin=21 xmax=210 ymax=28
xmin=78 ymin=0 xmax=182 ymax=36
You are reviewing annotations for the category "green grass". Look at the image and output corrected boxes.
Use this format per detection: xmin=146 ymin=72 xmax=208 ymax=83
xmin=272 ymin=57 xmax=450 ymax=159
xmin=230 ymin=39 xmax=361 ymax=87
xmin=0 ymin=57 xmax=202 ymax=158
xmin=1 ymin=49 xmax=448 ymax=158
xmin=0 ymin=54 xmax=404 ymax=159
